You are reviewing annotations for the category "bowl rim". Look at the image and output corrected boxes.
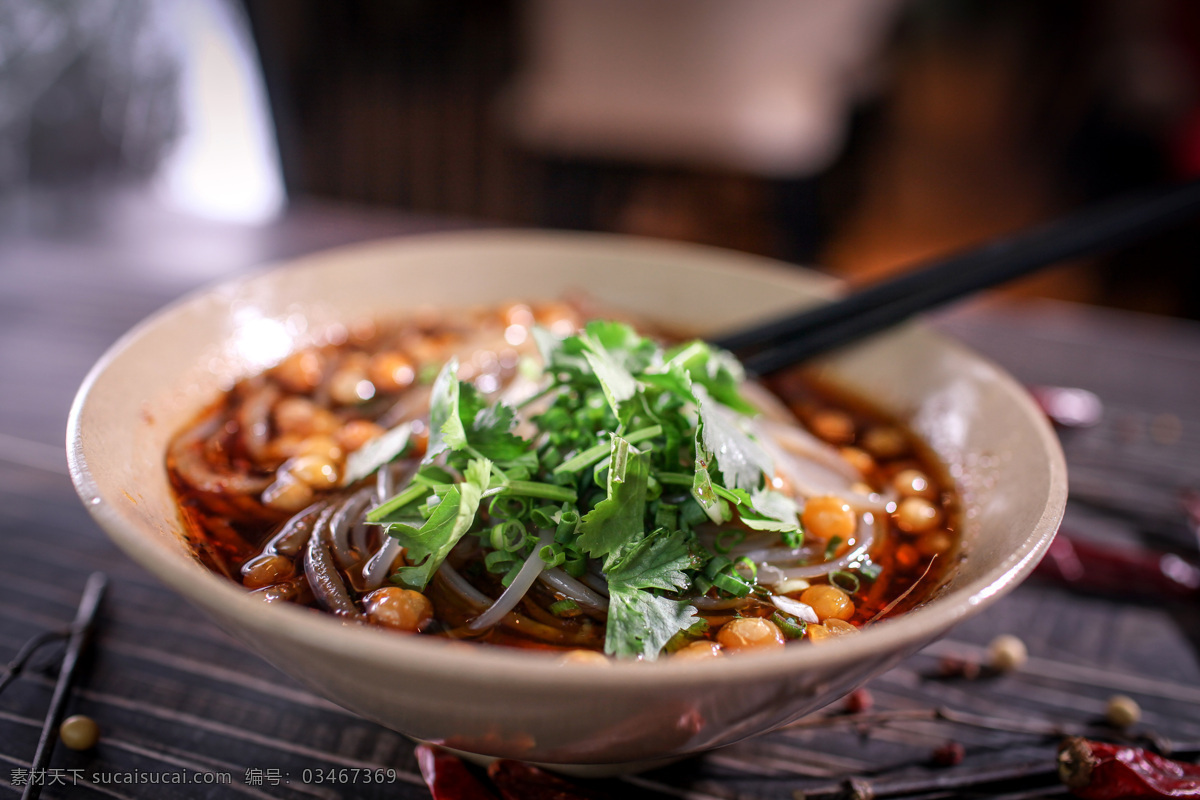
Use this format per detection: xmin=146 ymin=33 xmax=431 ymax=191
xmin=67 ymin=228 xmax=1067 ymax=690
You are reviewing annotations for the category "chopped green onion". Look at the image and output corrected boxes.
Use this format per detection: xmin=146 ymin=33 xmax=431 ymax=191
xmin=704 ymin=555 xmax=732 ymax=580
xmin=489 ymin=520 xmax=527 ymax=553
xmin=563 ymin=551 xmax=587 ymax=578
xmin=824 ymin=536 xmax=844 ymax=560
xmin=501 ymin=480 xmax=578 ymax=503
xmin=771 ymin=612 xmax=807 ymax=640
xmin=413 ymin=465 xmax=455 ymax=486
xmin=781 ymin=528 xmax=803 ymax=548
xmin=733 ymin=556 xmax=757 ymax=581
xmin=712 ymin=571 xmax=753 ymax=597
xmin=539 ymin=544 xmax=566 ymax=568
xmin=714 ymin=530 xmax=746 ymax=555
xmin=829 ymin=570 xmax=861 ymax=594
xmin=365 ymin=483 xmax=431 ymax=523
xmin=529 ymin=505 xmax=558 ymax=529
xmin=500 ymin=562 xmax=523 ymax=587
xmin=485 ymin=550 xmax=518 ymax=574
xmin=488 ymin=493 xmax=529 ymax=519
xmin=549 ymin=598 xmax=580 ymax=616
xmin=858 ymin=559 xmax=882 ymax=581
xmin=552 ymin=425 xmax=662 ymax=474
xmin=713 ymin=485 xmax=745 ymax=505
xmin=552 ymin=524 xmax=574 ymax=545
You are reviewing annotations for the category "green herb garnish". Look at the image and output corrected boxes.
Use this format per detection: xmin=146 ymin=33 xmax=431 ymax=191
xmin=365 ymin=320 xmax=806 ymax=659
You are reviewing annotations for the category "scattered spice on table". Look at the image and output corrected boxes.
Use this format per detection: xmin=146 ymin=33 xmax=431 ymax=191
xmin=844 ymin=688 xmax=874 ymax=713
xmin=415 ymin=746 xmax=604 ymax=800
xmin=937 ymin=654 xmax=982 ymax=679
xmin=415 ymin=744 xmax=498 ymax=800
xmin=987 ymin=634 xmax=1029 ymax=672
xmin=931 ymin=741 xmax=965 ymax=767
xmin=487 ymin=759 xmax=605 ymax=800
xmin=58 ymin=715 xmax=99 ymax=751
xmin=1058 ymin=737 xmax=1200 ymax=799
xmin=1106 ymin=695 xmax=1142 ymax=729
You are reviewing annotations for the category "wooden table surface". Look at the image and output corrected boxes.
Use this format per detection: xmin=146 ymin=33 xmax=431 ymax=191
xmin=1 ymin=196 xmax=1198 ymax=800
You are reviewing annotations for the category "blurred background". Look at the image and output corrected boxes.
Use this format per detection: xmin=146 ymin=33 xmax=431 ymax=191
xmin=3 ymin=0 xmax=1200 ymax=318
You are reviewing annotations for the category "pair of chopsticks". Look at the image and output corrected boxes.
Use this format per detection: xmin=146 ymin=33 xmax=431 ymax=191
xmin=715 ymin=180 xmax=1200 ymax=375
xmin=0 ymin=573 xmax=107 ymax=800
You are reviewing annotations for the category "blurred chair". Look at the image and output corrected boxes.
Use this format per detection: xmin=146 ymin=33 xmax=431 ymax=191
xmin=505 ymin=0 xmax=902 ymax=177
xmin=501 ymin=0 xmax=902 ymax=260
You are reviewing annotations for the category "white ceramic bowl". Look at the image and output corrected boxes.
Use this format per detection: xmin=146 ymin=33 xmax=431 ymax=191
xmin=67 ymin=231 xmax=1066 ymax=768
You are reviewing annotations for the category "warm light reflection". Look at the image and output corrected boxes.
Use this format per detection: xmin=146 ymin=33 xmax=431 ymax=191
xmin=230 ymin=310 xmax=291 ymax=370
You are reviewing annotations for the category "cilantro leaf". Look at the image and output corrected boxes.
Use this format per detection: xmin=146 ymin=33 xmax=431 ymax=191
xmin=605 ymin=527 xmax=699 ymax=591
xmin=583 ymin=321 xmax=657 ymax=372
xmin=638 ymin=361 xmax=696 ymax=403
xmin=745 ymin=487 xmax=801 ymax=533
xmin=606 ymin=589 xmax=698 ymax=660
xmin=691 ymin=428 xmax=730 ymax=524
xmin=665 ymin=341 xmax=757 ymax=416
xmin=386 ymin=323 xmax=784 ymax=658
xmin=389 ymin=457 xmax=491 ymax=589
xmin=603 ymin=529 xmax=701 ymax=660
xmin=340 ymin=422 xmax=412 ymax=486
xmin=463 ymin=457 xmax=494 ymax=493
xmin=578 ymin=324 xmax=642 ymax=417
xmin=426 ymin=358 xmax=463 ymax=459
xmin=582 ymin=349 xmax=637 ymax=418
xmin=426 ymin=358 xmax=527 ymax=462
xmin=695 ymin=385 xmax=773 ymax=492
xmin=548 ymin=321 xmax=658 ymax=418
xmin=712 ymin=485 xmax=802 ymax=535
xmin=576 ymin=436 xmax=648 ymax=562
xmin=533 ymin=326 xmax=590 ymax=377
xmin=463 ymin=396 xmax=528 ymax=461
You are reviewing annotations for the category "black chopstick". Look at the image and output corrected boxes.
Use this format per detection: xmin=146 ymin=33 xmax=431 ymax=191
xmin=715 ymin=179 xmax=1200 ymax=375
xmin=21 ymin=572 xmax=106 ymax=800
xmin=0 ymin=631 xmax=70 ymax=697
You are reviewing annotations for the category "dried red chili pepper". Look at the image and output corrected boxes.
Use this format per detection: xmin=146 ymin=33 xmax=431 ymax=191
xmin=415 ymin=744 xmax=499 ymax=800
xmin=844 ymin=688 xmax=874 ymax=714
xmin=486 ymin=759 xmax=605 ymax=800
xmin=931 ymin=741 xmax=965 ymax=767
xmin=1058 ymin=737 xmax=1200 ymax=799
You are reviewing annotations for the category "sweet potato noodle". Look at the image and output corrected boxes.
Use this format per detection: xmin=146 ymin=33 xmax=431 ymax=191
xmin=168 ymin=301 xmax=960 ymax=661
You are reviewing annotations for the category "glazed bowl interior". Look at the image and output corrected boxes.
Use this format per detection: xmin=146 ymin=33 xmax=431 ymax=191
xmin=67 ymin=231 xmax=1066 ymax=767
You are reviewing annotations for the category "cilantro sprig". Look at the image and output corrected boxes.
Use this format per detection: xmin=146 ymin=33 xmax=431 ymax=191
xmin=362 ymin=321 xmax=804 ymax=659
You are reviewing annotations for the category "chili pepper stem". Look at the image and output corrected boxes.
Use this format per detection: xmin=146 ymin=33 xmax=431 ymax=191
xmin=1058 ymin=737 xmax=1097 ymax=790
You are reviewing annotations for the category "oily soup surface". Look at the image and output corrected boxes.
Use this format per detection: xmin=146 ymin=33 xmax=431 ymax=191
xmin=167 ymin=302 xmax=960 ymax=660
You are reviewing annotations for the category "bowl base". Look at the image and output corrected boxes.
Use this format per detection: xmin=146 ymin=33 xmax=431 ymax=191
xmin=417 ymin=739 xmax=686 ymax=777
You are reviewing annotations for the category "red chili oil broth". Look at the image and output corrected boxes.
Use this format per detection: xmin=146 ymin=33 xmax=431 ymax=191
xmin=167 ymin=307 xmax=962 ymax=653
